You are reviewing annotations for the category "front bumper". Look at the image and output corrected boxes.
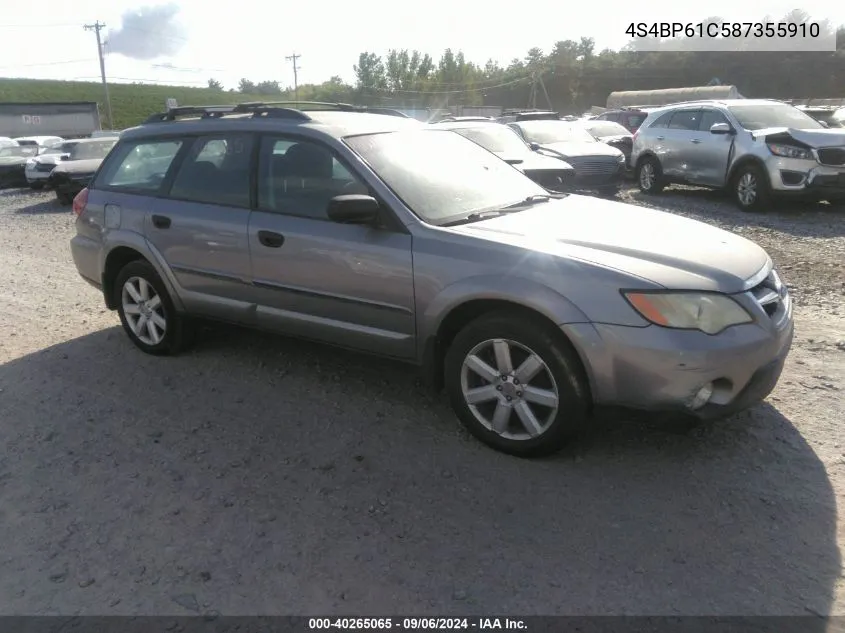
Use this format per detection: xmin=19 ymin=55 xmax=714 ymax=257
xmin=563 ymin=298 xmax=794 ymax=420
xmin=25 ymin=165 xmax=56 ymax=184
xmin=0 ymin=165 xmax=27 ymax=188
xmin=49 ymin=172 xmax=93 ymax=196
xmin=766 ymin=156 xmax=845 ymax=199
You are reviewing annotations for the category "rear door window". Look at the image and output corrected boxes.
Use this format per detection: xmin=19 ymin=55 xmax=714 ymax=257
xmin=96 ymin=139 xmax=183 ymax=192
xmin=168 ymin=134 xmax=254 ymax=208
xmin=668 ymin=110 xmax=703 ymax=131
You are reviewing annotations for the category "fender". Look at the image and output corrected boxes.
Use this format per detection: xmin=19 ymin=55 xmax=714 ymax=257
xmin=726 ymin=153 xmax=769 ymax=188
xmin=100 ymin=230 xmax=186 ymax=312
xmin=418 ymin=275 xmax=590 ymax=351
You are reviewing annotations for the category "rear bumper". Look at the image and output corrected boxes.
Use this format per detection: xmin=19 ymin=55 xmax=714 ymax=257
xmin=562 ymin=309 xmax=794 ymax=419
xmin=25 ymin=167 xmax=53 ymax=184
xmin=70 ymin=234 xmax=103 ymax=294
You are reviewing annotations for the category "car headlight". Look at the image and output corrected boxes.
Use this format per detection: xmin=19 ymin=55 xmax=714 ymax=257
xmin=623 ymin=291 xmax=753 ymax=335
xmin=767 ymin=143 xmax=812 ymax=160
xmin=26 ymin=159 xmax=36 ymax=168
xmin=616 ymin=152 xmax=626 ymax=162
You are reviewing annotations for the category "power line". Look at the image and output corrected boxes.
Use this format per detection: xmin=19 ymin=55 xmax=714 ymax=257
xmin=286 ymin=52 xmax=301 ymax=102
xmin=0 ymin=59 xmax=94 ymax=70
xmin=83 ymin=21 xmax=114 ymax=129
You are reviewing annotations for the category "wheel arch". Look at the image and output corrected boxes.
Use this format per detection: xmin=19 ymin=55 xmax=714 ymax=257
xmin=634 ymin=150 xmax=659 ymax=171
xmin=727 ymin=155 xmax=771 ymax=189
xmin=101 ymin=235 xmax=184 ymax=312
xmin=420 ymin=287 xmax=592 ymax=400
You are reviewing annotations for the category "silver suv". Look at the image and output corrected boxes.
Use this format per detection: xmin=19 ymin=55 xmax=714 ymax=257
xmin=70 ymin=102 xmax=794 ymax=456
xmin=631 ymin=99 xmax=845 ymax=211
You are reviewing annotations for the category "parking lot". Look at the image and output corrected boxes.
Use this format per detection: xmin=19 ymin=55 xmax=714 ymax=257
xmin=0 ymin=185 xmax=843 ymax=616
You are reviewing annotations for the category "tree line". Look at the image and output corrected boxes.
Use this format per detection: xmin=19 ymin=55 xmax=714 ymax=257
xmin=207 ymin=12 xmax=845 ymax=113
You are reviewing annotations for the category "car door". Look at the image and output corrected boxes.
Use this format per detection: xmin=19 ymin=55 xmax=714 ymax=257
xmin=660 ymin=109 xmax=703 ymax=179
xmin=247 ymin=135 xmax=416 ymax=359
xmin=145 ymin=133 xmax=255 ymax=321
xmin=691 ymin=109 xmax=735 ymax=186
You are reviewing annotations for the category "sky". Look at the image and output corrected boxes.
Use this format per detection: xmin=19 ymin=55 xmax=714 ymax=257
xmin=0 ymin=0 xmax=842 ymax=91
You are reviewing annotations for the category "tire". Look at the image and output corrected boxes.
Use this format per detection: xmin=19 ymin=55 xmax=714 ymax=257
xmin=30 ymin=182 xmax=44 ymax=190
xmin=444 ymin=311 xmax=590 ymax=457
xmin=732 ymin=164 xmax=771 ymax=212
xmin=114 ymin=260 xmax=193 ymax=355
xmin=56 ymin=192 xmax=72 ymax=205
xmin=636 ymin=156 xmax=665 ymax=194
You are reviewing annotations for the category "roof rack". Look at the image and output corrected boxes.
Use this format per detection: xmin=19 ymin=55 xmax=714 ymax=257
xmin=142 ymin=101 xmax=410 ymax=125
xmin=234 ymin=101 xmax=410 ymax=118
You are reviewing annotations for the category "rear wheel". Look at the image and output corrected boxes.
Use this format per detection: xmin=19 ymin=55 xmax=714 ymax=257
xmin=444 ymin=311 xmax=590 ymax=457
xmin=636 ymin=156 xmax=665 ymax=194
xmin=114 ymin=260 xmax=193 ymax=355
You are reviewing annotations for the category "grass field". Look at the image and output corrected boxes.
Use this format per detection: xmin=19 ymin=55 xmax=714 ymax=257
xmin=0 ymin=78 xmax=272 ymax=129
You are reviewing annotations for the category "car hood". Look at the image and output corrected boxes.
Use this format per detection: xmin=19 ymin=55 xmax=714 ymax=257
xmin=448 ymin=195 xmax=769 ymax=292
xmin=495 ymin=151 xmax=574 ymax=171
xmin=52 ymin=158 xmax=103 ymax=174
xmin=752 ymin=127 xmax=845 ymax=147
xmin=0 ymin=157 xmax=28 ymax=166
xmin=33 ymin=154 xmax=65 ymax=166
xmin=539 ymin=140 xmax=623 ymax=158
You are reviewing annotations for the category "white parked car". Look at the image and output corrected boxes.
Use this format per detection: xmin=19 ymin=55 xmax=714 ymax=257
xmin=25 ymin=139 xmax=82 ymax=189
xmin=0 ymin=137 xmax=18 ymax=149
xmin=13 ymin=135 xmax=64 ymax=151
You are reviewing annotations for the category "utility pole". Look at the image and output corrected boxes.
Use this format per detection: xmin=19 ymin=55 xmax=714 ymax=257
xmin=286 ymin=53 xmax=301 ymax=102
xmin=84 ymin=21 xmax=113 ymax=129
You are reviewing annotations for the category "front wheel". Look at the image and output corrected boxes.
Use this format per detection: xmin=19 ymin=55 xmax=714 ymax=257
xmin=114 ymin=260 xmax=193 ymax=355
xmin=444 ymin=311 xmax=590 ymax=457
xmin=732 ymin=164 xmax=771 ymax=212
xmin=30 ymin=182 xmax=44 ymax=191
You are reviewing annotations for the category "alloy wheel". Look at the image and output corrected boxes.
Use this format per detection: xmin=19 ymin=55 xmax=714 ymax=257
xmin=459 ymin=338 xmax=560 ymax=440
xmin=639 ymin=163 xmax=655 ymax=190
xmin=121 ymin=276 xmax=167 ymax=345
xmin=737 ymin=172 xmax=757 ymax=206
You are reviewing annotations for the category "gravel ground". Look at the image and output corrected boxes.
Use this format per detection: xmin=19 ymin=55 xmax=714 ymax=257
xmin=0 ymin=185 xmax=843 ymax=617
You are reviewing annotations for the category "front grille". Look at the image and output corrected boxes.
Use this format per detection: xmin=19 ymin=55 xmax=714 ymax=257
xmin=565 ymin=155 xmax=620 ymax=176
xmin=817 ymin=147 xmax=845 ymax=166
xmin=748 ymin=269 xmax=788 ymax=321
xmin=524 ymin=169 xmax=574 ymax=191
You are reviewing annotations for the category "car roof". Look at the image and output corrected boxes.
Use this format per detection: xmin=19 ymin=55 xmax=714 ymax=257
xmin=429 ymin=120 xmax=508 ymax=130
xmin=72 ymin=137 xmax=117 ymax=144
xmin=121 ymin=104 xmax=423 ymax=142
xmin=645 ymin=99 xmax=786 ymax=115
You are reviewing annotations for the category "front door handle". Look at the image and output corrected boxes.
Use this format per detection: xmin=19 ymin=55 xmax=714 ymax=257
xmin=258 ymin=230 xmax=285 ymax=248
xmin=655 ymin=136 xmax=665 ymax=141
xmin=151 ymin=214 xmax=171 ymax=229
xmin=690 ymin=139 xmax=702 ymax=144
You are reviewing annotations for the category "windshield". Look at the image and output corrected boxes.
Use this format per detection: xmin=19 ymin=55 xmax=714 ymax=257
xmin=42 ymin=142 xmax=78 ymax=156
xmin=345 ymin=129 xmax=546 ymax=224
xmin=69 ymin=140 xmax=117 ymax=160
xmin=452 ymin=125 xmax=529 ymax=155
xmin=728 ymin=103 xmax=824 ymax=131
xmin=582 ymin=121 xmax=630 ymax=137
xmin=0 ymin=146 xmax=38 ymax=158
xmin=515 ymin=121 xmax=596 ymax=144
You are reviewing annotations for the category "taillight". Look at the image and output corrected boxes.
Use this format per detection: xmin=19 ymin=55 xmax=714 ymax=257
xmin=72 ymin=187 xmax=89 ymax=217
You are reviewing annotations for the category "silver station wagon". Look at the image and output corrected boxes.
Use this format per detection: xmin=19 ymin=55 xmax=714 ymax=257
xmin=70 ymin=102 xmax=793 ymax=456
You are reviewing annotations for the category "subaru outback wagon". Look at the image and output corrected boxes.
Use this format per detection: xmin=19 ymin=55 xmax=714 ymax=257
xmin=70 ymin=102 xmax=794 ymax=456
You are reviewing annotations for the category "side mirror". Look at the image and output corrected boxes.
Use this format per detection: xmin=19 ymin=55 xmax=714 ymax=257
xmin=327 ymin=194 xmax=380 ymax=225
xmin=710 ymin=122 xmax=734 ymax=135
xmin=59 ymin=154 xmax=71 ymax=161
xmin=819 ymin=120 xmax=829 ymax=128
xmin=529 ymin=142 xmax=541 ymax=151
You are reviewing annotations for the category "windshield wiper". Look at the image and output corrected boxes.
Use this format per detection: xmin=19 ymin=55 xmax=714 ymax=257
xmin=440 ymin=210 xmax=510 ymax=227
xmin=500 ymin=194 xmax=552 ymax=209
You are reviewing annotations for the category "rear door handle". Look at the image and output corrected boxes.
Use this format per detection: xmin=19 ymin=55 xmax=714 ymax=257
xmin=151 ymin=214 xmax=171 ymax=229
xmin=655 ymin=136 xmax=664 ymax=141
xmin=258 ymin=230 xmax=285 ymax=248
xmin=690 ymin=139 xmax=702 ymax=144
